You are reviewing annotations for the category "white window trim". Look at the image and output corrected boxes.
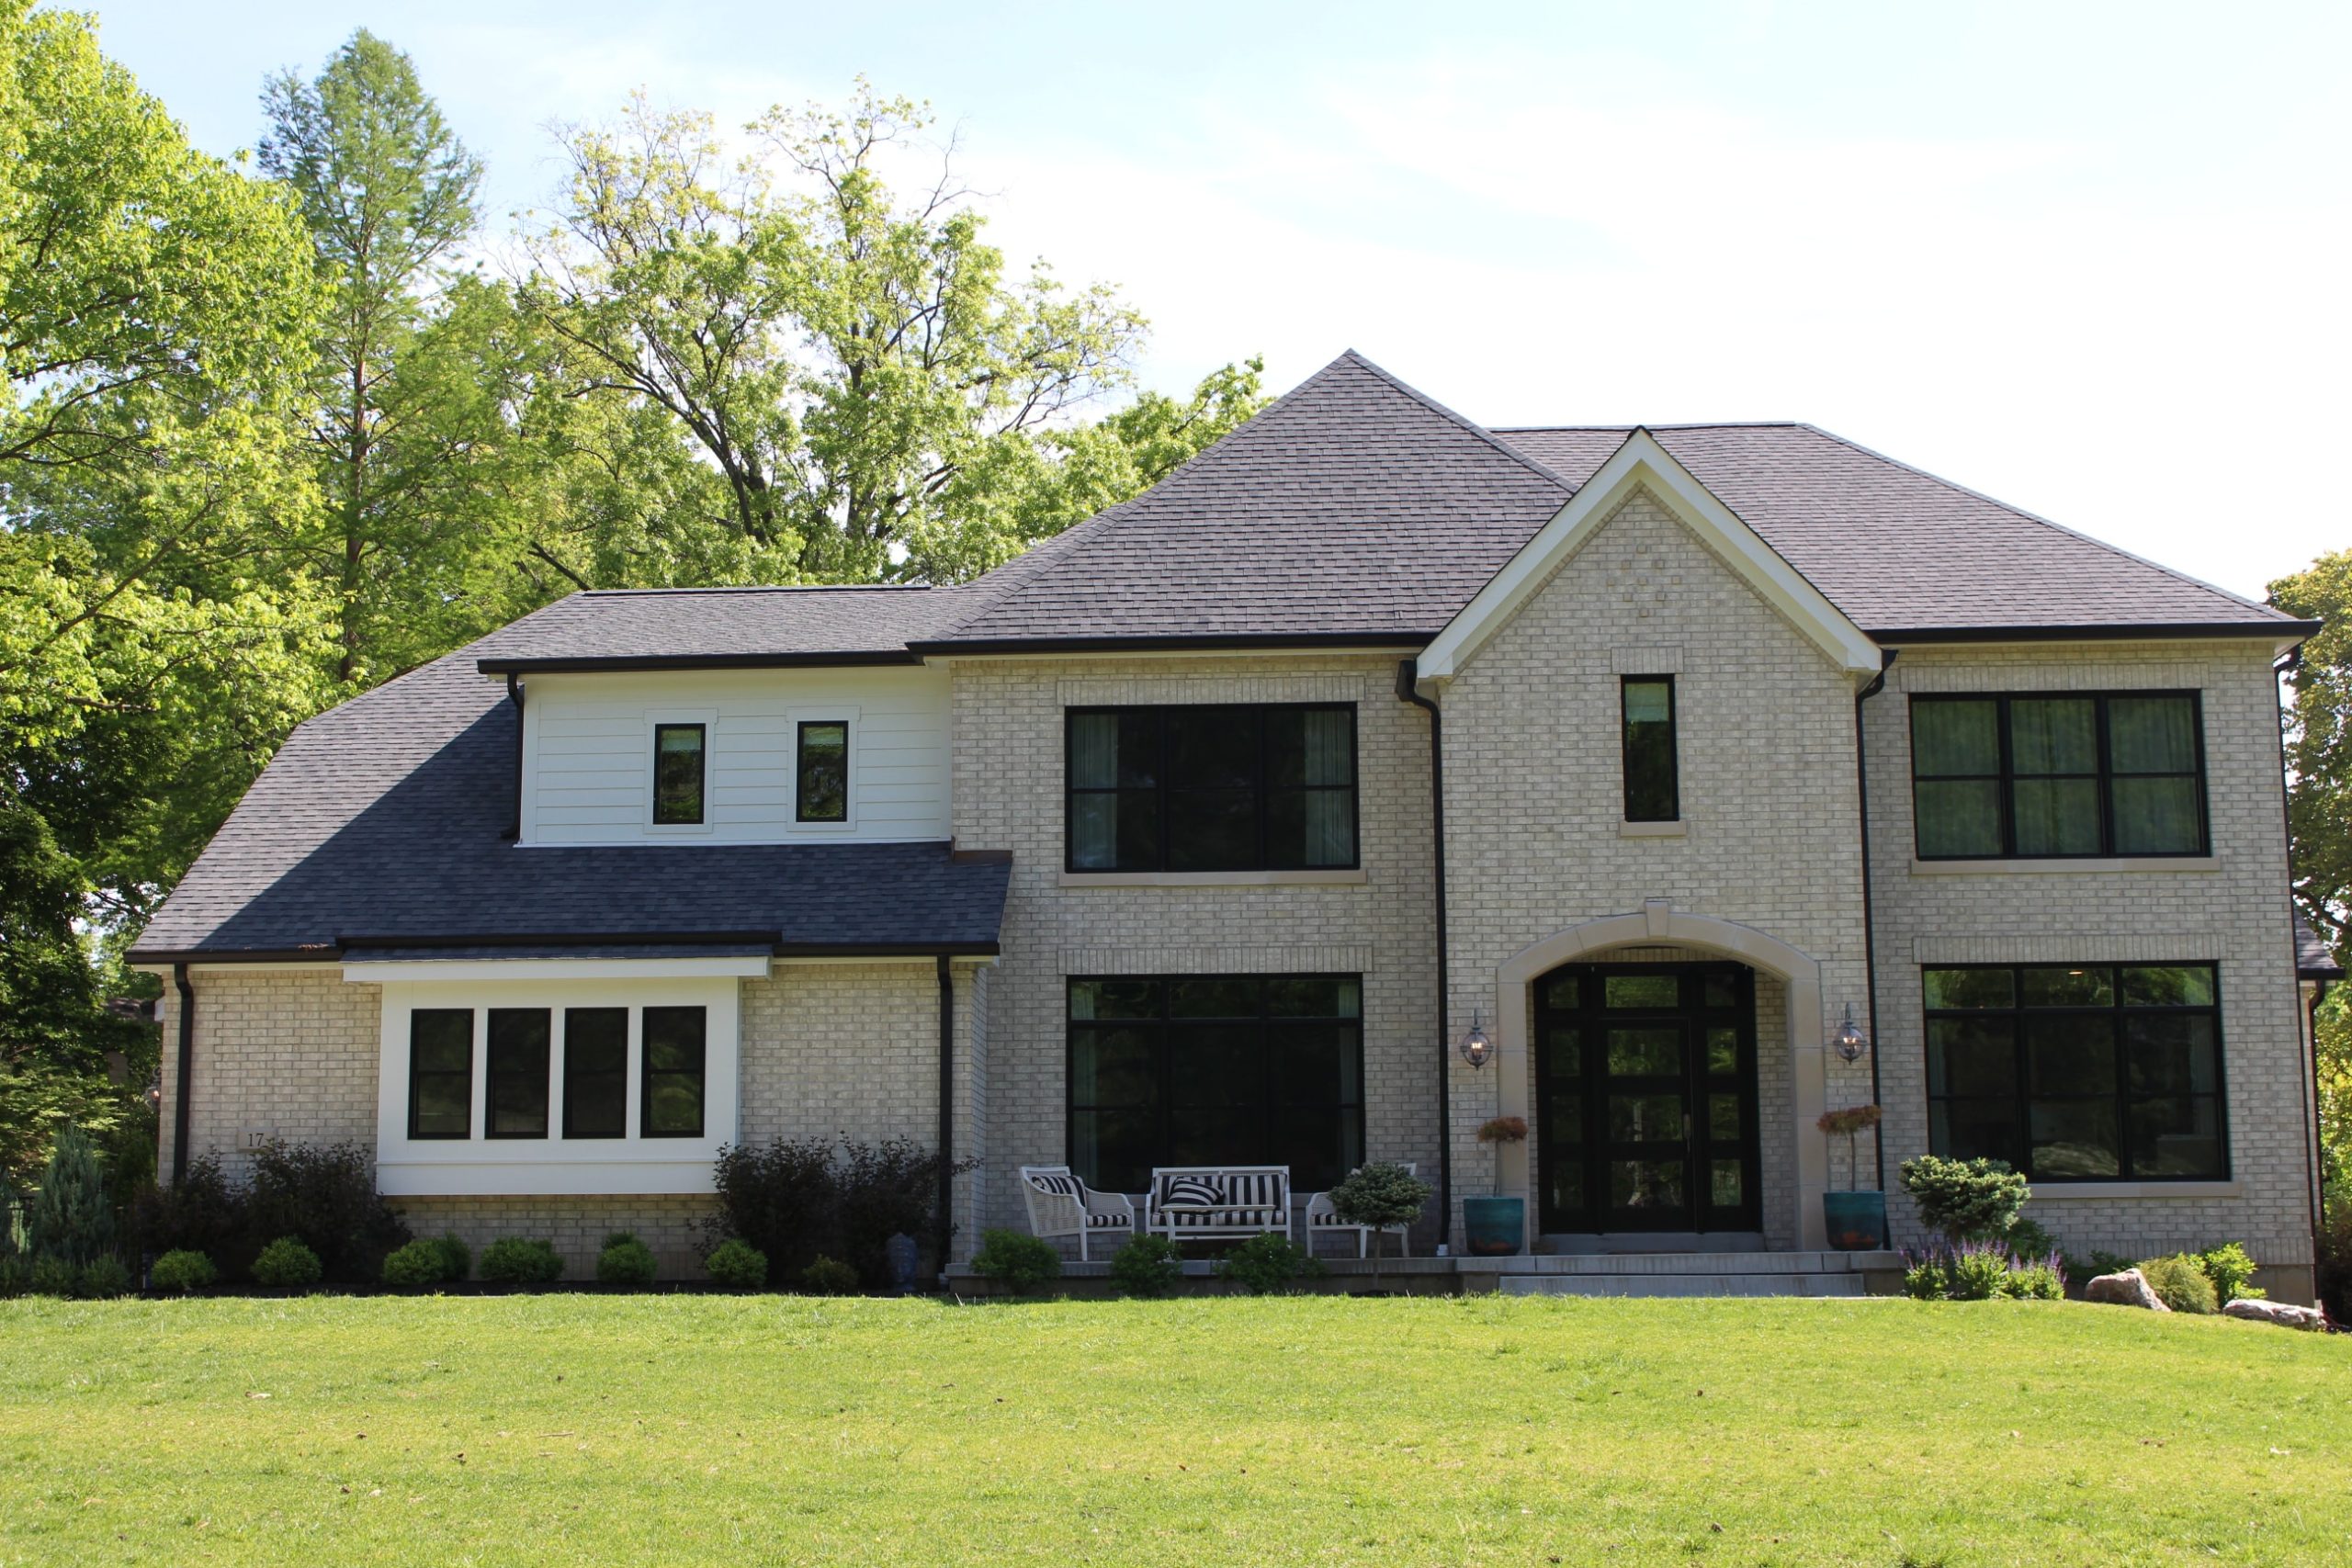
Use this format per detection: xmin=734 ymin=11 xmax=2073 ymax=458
xmin=786 ymin=705 xmax=860 ymax=832
xmin=373 ymin=976 xmax=739 ymax=1195
xmin=644 ymin=709 xmax=718 ymax=835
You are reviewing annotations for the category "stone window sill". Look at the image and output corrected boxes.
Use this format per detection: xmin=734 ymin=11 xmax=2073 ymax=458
xmin=2023 ymin=1179 xmax=2241 ymax=1200
xmin=1619 ymin=819 xmax=1687 ymax=838
xmin=1057 ymin=868 xmax=1368 ymax=888
xmin=1909 ymin=856 xmax=2219 ymax=875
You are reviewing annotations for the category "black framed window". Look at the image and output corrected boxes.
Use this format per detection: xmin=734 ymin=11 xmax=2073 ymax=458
xmin=485 ymin=1008 xmax=550 ymax=1139
xmin=640 ymin=1005 xmax=706 ymax=1137
xmin=652 ymin=723 xmax=706 ymax=826
xmin=1910 ymin=694 xmax=2206 ymax=858
xmin=797 ymin=721 xmax=848 ymax=822
xmin=408 ymin=1009 xmax=473 ymax=1140
xmin=1620 ymin=676 xmax=1679 ymax=821
xmin=562 ymin=1007 xmax=628 ymax=1139
xmin=1923 ymin=963 xmax=2225 ymax=1180
xmin=1066 ymin=705 xmax=1357 ymax=872
xmin=1067 ymin=975 xmax=1363 ymax=1193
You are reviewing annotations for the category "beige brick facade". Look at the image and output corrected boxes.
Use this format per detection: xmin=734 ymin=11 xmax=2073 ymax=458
xmin=149 ymin=487 xmax=2318 ymax=1292
xmin=944 ymin=654 xmax=1442 ymax=1238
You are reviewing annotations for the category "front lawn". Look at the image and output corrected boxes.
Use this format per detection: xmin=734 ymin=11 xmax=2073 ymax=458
xmin=1 ymin=1294 xmax=2345 ymax=1565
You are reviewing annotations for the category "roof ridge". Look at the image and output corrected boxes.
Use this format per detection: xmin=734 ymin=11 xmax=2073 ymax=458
xmin=1492 ymin=420 xmax=1806 ymax=434
xmin=1793 ymin=423 xmax=2291 ymax=623
xmin=573 ymin=583 xmax=935 ymax=598
xmin=1336 ymin=350 xmax=1578 ymax=493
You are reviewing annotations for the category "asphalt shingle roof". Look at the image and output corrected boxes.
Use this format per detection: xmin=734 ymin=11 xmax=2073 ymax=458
xmin=2296 ymin=914 xmax=2342 ymax=979
xmin=1496 ymin=423 xmax=2291 ymax=637
xmin=129 ymin=651 xmax=1009 ymax=962
xmin=469 ymin=585 xmax=965 ymax=671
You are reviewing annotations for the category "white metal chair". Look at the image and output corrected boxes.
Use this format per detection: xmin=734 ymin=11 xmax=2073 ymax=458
xmin=1303 ymin=1162 xmax=1419 ymax=1258
xmin=1017 ymin=1165 xmax=1136 ymax=1262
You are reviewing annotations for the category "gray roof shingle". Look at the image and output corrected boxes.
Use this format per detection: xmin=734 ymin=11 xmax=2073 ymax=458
xmin=2296 ymin=914 xmax=2342 ymax=979
xmin=129 ymin=651 xmax=1008 ymax=962
xmin=469 ymin=584 xmax=966 ymax=671
xmin=1497 ymin=423 xmax=2294 ymax=637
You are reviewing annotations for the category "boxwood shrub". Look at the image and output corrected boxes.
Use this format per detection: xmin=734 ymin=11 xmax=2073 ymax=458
xmin=479 ymin=1237 xmax=564 ymax=1285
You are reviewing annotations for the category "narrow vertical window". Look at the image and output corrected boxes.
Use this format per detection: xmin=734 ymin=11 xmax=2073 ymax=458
xmin=485 ymin=1008 xmax=551 ymax=1139
xmin=796 ymin=721 xmax=848 ymax=822
xmin=652 ymin=723 xmax=706 ymax=826
xmin=562 ymin=1007 xmax=628 ymax=1139
xmin=408 ymin=1009 xmax=474 ymax=1140
xmin=640 ymin=1005 xmax=707 ymax=1137
xmin=1620 ymin=677 xmax=1679 ymax=822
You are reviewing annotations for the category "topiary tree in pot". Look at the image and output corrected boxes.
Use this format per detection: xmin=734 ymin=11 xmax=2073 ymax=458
xmin=1327 ymin=1161 xmax=1431 ymax=1280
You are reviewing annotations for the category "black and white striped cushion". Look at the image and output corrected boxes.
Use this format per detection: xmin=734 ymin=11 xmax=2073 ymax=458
xmin=1026 ymin=1172 xmax=1080 ymax=1199
xmin=1161 ymin=1175 xmax=1221 ymax=1208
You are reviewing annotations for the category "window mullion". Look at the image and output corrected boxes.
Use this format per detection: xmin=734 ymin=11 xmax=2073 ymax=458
xmin=2094 ymin=695 xmax=2115 ymax=857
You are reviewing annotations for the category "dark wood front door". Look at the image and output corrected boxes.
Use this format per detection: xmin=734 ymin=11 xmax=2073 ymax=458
xmin=1533 ymin=962 xmax=1761 ymax=1235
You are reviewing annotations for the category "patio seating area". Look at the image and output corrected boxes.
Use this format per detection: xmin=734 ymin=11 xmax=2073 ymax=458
xmin=1019 ymin=1162 xmax=1424 ymax=1260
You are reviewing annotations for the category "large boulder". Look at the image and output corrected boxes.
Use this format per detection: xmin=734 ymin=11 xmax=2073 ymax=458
xmin=2222 ymin=1298 xmax=2328 ymax=1331
xmin=2086 ymin=1268 xmax=2170 ymax=1311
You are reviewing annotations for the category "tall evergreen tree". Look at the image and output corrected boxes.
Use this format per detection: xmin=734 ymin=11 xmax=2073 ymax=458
xmin=262 ymin=31 xmax=521 ymax=682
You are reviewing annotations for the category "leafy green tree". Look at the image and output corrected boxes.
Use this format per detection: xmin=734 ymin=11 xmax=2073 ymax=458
xmin=262 ymin=30 xmax=538 ymax=682
xmin=522 ymin=82 xmax=1260 ymax=587
xmin=0 ymin=2 xmax=325 ymax=1179
xmin=2271 ymin=553 xmax=2352 ymax=956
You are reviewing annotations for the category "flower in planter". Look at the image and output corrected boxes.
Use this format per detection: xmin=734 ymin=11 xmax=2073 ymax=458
xmin=1476 ymin=1115 xmax=1528 ymax=1144
xmin=1815 ymin=1104 xmax=1882 ymax=1190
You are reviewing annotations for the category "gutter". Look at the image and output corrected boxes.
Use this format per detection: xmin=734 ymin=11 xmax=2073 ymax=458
xmin=936 ymin=955 xmax=956 ymax=1270
xmin=477 ymin=649 xmax=922 ymax=675
xmin=1868 ymin=620 xmax=2322 ymax=645
xmin=1396 ymin=660 xmax=1453 ymax=1251
xmin=1852 ymin=651 xmax=1898 ymax=1190
xmin=910 ymin=631 xmax=1434 ymax=659
xmin=171 ymin=964 xmax=194 ymax=1187
xmin=2275 ymin=646 xmax=2328 ymax=1255
xmin=505 ymin=674 xmax=525 ymax=841
xmin=130 ymin=935 xmax=1006 ymax=964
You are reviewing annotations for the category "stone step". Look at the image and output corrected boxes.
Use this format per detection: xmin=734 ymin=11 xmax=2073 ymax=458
xmin=1499 ymin=1271 xmax=1869 ymax=1298
xmin=1459 ymin=1249 xmax=1900 ymax=1277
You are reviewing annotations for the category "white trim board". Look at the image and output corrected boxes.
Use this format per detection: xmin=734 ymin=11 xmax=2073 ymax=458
xmin=344 ymin=955 xmax=773 ymax=985
xmin=1415 ymin=430 xmax=1883 ymax=682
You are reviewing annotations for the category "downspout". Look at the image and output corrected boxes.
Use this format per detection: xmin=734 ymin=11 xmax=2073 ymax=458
xmin=1396 ymin=660 xmax=1453 ymax=1251
xmin=1853 ymin=650 xmax=1897 ymax=1190
xmin=171 ymin=964 xmax=195 ymax=1187
xmin=936 ymin=954 xmax=955 ymax=1268
xmin=2276 ymin=646 xmax=2327 ymax=1257
xmin=505 ymin=674 xmax=526 ymax=841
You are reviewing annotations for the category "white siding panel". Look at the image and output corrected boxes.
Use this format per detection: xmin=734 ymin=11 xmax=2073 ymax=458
xmin=520 ymin=666 xmax=951 ymax=846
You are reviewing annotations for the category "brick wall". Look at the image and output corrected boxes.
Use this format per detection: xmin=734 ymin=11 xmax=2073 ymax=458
xmin=946 ymin=654 xmax=1441 ymax=1237
xmin=157 ymin=967 xmax=379 ymax=1183
xmin=1865 ymin=641 xmax=2313 ymax=1284
xmin=1436 ymin=484 xmax=1871 ymax=1248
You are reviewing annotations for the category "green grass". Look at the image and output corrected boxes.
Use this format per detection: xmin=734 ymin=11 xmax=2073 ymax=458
xmin=1 ymin=1294 xmax=2346 ymax=1565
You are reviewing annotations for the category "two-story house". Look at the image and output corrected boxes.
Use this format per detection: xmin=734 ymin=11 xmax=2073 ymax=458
xmin=130 ymin=352 xmax=2336 ymax=1296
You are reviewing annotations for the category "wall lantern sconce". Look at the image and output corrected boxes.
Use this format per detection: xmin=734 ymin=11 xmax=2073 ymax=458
xmin=1460 ymin=1010 xmax=1494 ymax=1070
xmin=1832 ymin=1003 xmax=1869 ymax=1065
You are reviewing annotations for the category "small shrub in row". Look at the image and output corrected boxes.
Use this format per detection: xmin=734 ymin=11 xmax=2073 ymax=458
xmin=151 ymin=1249 xmax=220 ymax=1294
xmin=1109 ymin=1235 xmax=1184 ymax=1298
xmin=799 ymin=1256 xmax=860 ymax=1294
xmin=597 ymin=1233 xmax=657 ymax=1287
xmin=2136 ymin=1253 xmax=2219 ymax=1314
xmin=479 ymin=1237 xmax=564 ymax=1285
xmin=705 ymin=1238 xmax=768 ymax=1289
xmin=1217 ymin=1234 xmax=1324 ymax=1295
xmin=252 ymin=1235 xmax=324 ymax=1289
xmin=970 ymin=1228 xmax=1061 ymax=1293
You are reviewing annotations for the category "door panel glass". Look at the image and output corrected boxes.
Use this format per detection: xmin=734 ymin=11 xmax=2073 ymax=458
xmin=1607 ymin=1028 xmax=1680 ymax=1076
xmin=1708 ymin=1093 xmax=1740 ymax=1141
xmin=1711 ymin=1160 xmax=1743 ymax=1207
xmin=1705 ymin=1027 xmax=1738 ymax=1075
xmin=1608 ymin=1093 xmax=1686 ymax=1143
xmin=1611 ymin=1160 xmax=1686 ymax=1213
xmin=1605 ymin=975 xmax=1679 ymax=1009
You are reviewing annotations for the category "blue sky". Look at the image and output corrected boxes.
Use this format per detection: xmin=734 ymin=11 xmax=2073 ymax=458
xmin=87 ymin=1 xmax=2350 ymax=599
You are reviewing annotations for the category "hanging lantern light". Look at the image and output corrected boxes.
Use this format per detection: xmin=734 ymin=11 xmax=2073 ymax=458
xmin=1459 ymin=1010 xmax=1494 ymax=1070
xmin=1832 ymin=1002 xmax=1869 ymax=1064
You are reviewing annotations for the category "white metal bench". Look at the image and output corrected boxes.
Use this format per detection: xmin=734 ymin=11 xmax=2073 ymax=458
xmin=1302 ymin=1162 xmax=1419 ymax=1258
xmin=1142 ymin=1166 xmax=1292 ymax=1243
xmin=1017 ymin=1165 xmax=1136 ymax=1261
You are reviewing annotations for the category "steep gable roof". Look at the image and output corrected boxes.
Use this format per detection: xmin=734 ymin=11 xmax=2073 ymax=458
xmin=1498 ymin=423 xmax=2297 ymax=638
xmin=912 ymin=351 xmax=1576 ymax=650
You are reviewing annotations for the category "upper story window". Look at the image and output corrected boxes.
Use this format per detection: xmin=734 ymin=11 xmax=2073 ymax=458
xmin=1620 ymin=676 xmax=1679 ymax=821
xmin=651 ymin=723 xmax=706 ymax=826
xmin=797 ymin=721 xmax=848 ymax=822
xmin=1065 ymin=705 xmax=1358 ymax=873
xmin=1924 ymin=963 xmax=2225 ymax=1180
xmin=1909 ymin=693 xmax=2206 ymax=859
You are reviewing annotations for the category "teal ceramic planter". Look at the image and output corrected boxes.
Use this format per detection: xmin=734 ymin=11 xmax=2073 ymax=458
xmin=1462 ymin=1196 xmax=1525 ymax=1257
xmin=1822 ymin=1190 xmax=1887 ymax=1250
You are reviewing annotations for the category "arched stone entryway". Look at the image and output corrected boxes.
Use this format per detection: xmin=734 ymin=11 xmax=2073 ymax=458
xmin=1490 ymin=900 xmax=1830 ymax=1250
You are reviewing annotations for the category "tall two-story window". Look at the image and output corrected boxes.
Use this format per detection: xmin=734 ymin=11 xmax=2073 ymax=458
xmin=1924 ymin=964 xmax=2226 ymax=1179
xmin=1065 ymin=705 xmax=1358 ymax=872
xmin=652 ymin=723 xmax=706 ymax=826
xmin=1620 ymin=676 xmax=1679 ymax=821
xmin=1067 ymin=975 xmax=1363 ymax=1192
xmin=1910 ymin=693 xmax=2206 ymax=858
xmin=796 ymin=721 xmax=848 ymax=822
